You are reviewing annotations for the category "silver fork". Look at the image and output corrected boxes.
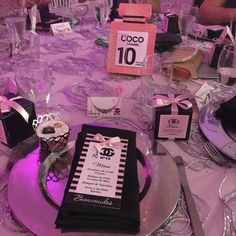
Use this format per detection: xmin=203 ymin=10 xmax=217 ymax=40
xmin=203 ymin=140 xmax=231 ymax=168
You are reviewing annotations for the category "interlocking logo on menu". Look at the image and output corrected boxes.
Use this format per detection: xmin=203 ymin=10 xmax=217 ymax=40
xmin=99 ymin=147 xmax=115 ymax=160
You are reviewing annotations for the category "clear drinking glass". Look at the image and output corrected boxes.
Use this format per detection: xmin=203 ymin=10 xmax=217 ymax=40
xmin=70 ymin=0 xmax=89 ymax=32
xmin=14 ymin=59 xmax=52 ymax=115
xmin=94 ymin=0 xmax=109 ymax=26
xmin=4 ymin=13 xmax=26 ymax=39
xmin=139 ymin=54 xmax=161 ymax=108
xmin=217 ymin=44 xmax=236 ymax=86
xmin=178 ymin=5 xmax=195 ymax=44
xmin=189 ymin=5 xmax=199 ymax=38
xmin=160 ymin=59 xmax=174 ymax=87
xmin=4 ymin=10 xmax=26 ymax=55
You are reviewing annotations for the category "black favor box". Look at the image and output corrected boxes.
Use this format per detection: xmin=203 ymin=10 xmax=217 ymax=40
xmin=153 ymin=94 xmax=193 ymax=140
xmin=209 ymin=43 xmax=225 ymax=68
xmin=164 ymin=14 xmax=180 ymax=34
xmin=207 ymin=28 xmax=224 ymax=40
xmin=0 ymin=93 xmax=36 ymax=147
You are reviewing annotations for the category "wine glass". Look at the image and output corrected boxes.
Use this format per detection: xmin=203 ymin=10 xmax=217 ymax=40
xmin=138 ymin=54 xmax=164 ymax=108
xmin=208 ymin=44 xmax=236 ymax=103
xmin=94 ymin=0 xmax=110 ymax=27
xmin=178 ymin=5 xmax=195 ymax=44
xmin=217 ymin=44 xmax=236 ymax=86
xmin=14 ymin=59 xmax=52 ymax=115
xmin=189 ymin=5 xmax=200 ymax=38
xmin=70 ymin=0 xmax=89 ymax=32
xmin=4 ymin=9 xmax=26 ymax=55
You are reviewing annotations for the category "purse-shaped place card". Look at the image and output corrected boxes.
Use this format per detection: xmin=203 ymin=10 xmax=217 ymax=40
xmin=87 ymin=97 xmax=121 ymax=117
xmin=67 ymin=132 xmax=128 ymax=209
xmin=50 ymin=22 xmax=72 ymax=36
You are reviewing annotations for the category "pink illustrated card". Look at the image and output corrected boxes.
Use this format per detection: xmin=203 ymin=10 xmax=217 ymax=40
xmin=107 ymin=3 xmax=157 ymax=76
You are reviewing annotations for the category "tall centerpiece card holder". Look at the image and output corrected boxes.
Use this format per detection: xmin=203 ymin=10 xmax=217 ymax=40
xmin=107 ymin=3 xmax=157 ymax=76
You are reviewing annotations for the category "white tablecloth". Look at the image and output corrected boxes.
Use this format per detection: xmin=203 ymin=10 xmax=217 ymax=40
xmin=0 ymin=15 xmax=236 ymax=236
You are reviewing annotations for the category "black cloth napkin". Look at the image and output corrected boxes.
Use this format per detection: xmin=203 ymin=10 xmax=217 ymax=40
xmin=215 ymin=95 xmax=236 ymax=127
xmin=55 ymin=124 xmax=140 ymax=234
xmin=155 ymin=33 xmax=182 ymax=53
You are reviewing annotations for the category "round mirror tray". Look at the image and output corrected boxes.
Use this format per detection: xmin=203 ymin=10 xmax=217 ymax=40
xmin=8 ymin=120 xmax=181 ymax=236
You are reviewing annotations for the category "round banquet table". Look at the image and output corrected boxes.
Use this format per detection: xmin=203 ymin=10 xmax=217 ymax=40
xmin=1 ymin=7 xmax=236 ymax=236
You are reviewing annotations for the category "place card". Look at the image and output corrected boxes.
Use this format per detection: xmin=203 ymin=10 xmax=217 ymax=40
xmin=195 ymin=82 xmax=213 ymax=111
xmin=50 ymin=22 xmax=72 ymax=36
xmin=68 ymin=133 xmax=128 ymax=209
xmin=87 ymin=97 xmax=121 ymax=117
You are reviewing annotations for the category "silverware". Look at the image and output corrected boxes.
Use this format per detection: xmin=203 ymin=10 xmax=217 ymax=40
xmin=203 ymin=139 xmax=232 ymax=168
xmin=174 ymin=156 xmax=205 ymax=236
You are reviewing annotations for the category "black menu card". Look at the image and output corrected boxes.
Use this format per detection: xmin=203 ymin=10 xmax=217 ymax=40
xmin=55 ymin=124 xmax=140 ymax=234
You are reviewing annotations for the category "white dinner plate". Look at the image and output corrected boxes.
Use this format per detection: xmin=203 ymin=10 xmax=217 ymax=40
xmin=8 ymin=120 xmax=181 ymax=236
xmin=199 ymin=104 xmax=236 ymax=160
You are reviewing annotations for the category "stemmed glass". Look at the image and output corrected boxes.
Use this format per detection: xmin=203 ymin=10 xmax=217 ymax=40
xmin=217 ymin=44 xmax=236 ymax=86
xmin=189 ymin=5 xmax=200 ymax=38
xmin=4 ymin=9 xmax=26 ymax=55
xmin=134 ymin=53 xmax=180 ymax=106
xmin=70 ymin=0 xmax=89 ymax=33
xmin=160 ymin=0 xmax=176 ymax=13
xmin=94 ymin=0 xmax=110 ymax=27
xmin=207 ymin=44 xmax=236 ymax=103
xmin=14 ymin=59 xmax=52 ymax=115
xmin=178 ymin=4 xmax=195 ymax=44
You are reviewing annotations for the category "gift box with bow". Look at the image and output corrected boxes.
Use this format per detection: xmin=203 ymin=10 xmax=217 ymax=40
xmin=0 ymin=93 xmax=36 ymax=147
xmin=153 ymin=94 xmax=193 ymax=140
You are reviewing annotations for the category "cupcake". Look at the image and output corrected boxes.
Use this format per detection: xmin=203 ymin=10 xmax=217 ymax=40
xmin=36 ymin=120 xmax=70 ymax=153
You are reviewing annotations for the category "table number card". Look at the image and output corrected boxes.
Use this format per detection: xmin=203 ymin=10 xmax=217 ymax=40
xmin=50 ymin=22 xmax=72 ymax=36
xmin=107 ymin=3 xmax=157 ymax=76
xmin=68 ymin=133 xmax=128 ymax=209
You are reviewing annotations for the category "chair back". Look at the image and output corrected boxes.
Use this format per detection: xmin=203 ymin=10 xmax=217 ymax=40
xmin=49 ymin=0 xmax=71 ymax=8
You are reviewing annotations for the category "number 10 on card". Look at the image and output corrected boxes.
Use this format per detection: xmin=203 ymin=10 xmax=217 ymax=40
xmin=115 ymin=30 xmax=148 ymax=67
xmin=107 ymin=21 xmax=156 ymax=76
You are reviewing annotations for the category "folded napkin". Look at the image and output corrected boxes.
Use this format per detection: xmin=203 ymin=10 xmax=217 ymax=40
xmin=155 ymin=33 xmax=182 ymax=53
xmin=168 ymin=47 xmax=204 ymax=80
xmin=215 ymin=96 xmax=236 ymax=127
xmin=55 ymin=124 xmax=140 ymax=234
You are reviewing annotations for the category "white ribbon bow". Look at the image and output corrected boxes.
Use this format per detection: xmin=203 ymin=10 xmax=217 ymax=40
xmin=94 ymin=133 xmax=123 ymax=150
xmin=152 ymin=94 xmax=192 ymax=115
xmin=0 ymin=96 xmax=29 ymax=123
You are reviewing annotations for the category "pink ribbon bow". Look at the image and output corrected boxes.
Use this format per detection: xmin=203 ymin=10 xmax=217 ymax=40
xmin=0 ymin=96 xmax=29 ymax=123
xmin=94 ymin=133 xmax=123 ymax=150
xmin=152 ymin=94 xmax=192 ymax=115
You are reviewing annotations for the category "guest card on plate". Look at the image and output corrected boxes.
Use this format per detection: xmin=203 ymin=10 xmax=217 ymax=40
xmin=50 ymin=22 xmax=72 ymax=36
xmin=68 ymin=133 xmax=128 ymax=209
xmin=87 ymin=97 xmax=121 ymax=117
